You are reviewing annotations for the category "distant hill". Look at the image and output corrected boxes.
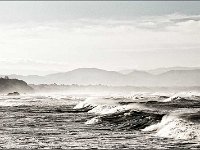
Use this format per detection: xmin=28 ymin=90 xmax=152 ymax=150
xmin=157 ymin=69 xmax=200 ymax=86
xmin=118 ymin=69 xmax=138 ymax=74
xmin=2 ymin=67 xmax=200 ymax=86
xmin=148 ymin=67 xmax=200 ymax=75
xmin=119 ymin=67 xmax=200 ymax=75
xmin=45 ymin=68 xmax=124 ymax=86
xmin=0 ymin=77 xmax=33 ymax=94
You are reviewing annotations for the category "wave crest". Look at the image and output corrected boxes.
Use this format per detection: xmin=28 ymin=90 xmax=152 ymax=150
xmin=142 ymin=113 xmax=200 ymax=140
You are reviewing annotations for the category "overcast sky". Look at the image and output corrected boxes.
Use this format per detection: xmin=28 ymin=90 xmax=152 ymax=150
xmin=0 ymin=1 xmax=200 ymax=75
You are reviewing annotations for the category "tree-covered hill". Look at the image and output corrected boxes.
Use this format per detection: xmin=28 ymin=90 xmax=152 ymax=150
xmin=0 ymin=77 xmax=33 ymax=94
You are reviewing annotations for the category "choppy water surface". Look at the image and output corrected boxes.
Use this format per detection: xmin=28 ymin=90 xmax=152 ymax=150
xmin=0 ymin=92 xmax=200 ymax=149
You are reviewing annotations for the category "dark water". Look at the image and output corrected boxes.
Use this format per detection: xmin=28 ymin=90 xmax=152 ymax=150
xmin=0 ymin=93 xmax=199 ymax=149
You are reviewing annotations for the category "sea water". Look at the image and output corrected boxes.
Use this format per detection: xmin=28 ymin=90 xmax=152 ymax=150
xmin=0 ymin=92 xmax=199 ymax=149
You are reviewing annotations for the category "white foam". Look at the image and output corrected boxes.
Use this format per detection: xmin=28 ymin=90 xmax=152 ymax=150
xmin=75 ymin=96 xmax=155 ymax=116
xmin=88 ymin=105 xmax=117 ymax=115
xmin=102 ymin=103 xmax=151 ymax=115
xmin=73 ymin=97 xmax=119 ymax=109
xmin=163 ymin=91 xmax=200 ymax=102
xmin=142 ymin=113 xmax=200 ymax=141
xmin=85 ymin=117 xmax=101 ymax=125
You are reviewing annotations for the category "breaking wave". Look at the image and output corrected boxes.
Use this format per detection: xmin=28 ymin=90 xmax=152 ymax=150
xmin=73 ymin=97 xmax=119 ymax=109
xmin=142 ymin=111 xmax=200 ymax=141
xmin=163 ymin=92 xmax=200 ymax=102
xmin=74 ymin=93 xmax=200 ymax=141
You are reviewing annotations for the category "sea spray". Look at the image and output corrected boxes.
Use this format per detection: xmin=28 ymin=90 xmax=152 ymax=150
xmin=142 ymin=113 xmax=200 ymax=140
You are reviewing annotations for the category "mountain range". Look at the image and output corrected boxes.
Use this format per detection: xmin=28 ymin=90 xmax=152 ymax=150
xmin=119 ymin=67 xmax=200 ymax=75
xmin=1 ymin=67 xmax=200 ymax=86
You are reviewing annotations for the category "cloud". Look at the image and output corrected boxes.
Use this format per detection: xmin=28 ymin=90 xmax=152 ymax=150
xmin=0 ymin=58 xmax=72 ymax=75
xmin=0 ymin=14 xmax=200 ymax=74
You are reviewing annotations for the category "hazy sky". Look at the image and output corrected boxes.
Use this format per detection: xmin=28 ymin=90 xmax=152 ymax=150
xmin=0 ymin=1 xmax=200 ymax=75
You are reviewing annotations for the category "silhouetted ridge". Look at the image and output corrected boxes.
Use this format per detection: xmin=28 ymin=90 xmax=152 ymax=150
xmin=0 ymin=77 xmax=33 ymax=94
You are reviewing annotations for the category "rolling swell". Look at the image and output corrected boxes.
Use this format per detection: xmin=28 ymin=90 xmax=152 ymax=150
xmin=74 ymin=97 xmax=165 ymax=130
xmin=181 ymin=111 xmax=200 ymax=123
xmin=88 ymin=110 xmax=164 ymax=130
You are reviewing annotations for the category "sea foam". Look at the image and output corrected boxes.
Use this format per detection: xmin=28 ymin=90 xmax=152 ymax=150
xmin=142 ymin=113 xmax=200 ymax=140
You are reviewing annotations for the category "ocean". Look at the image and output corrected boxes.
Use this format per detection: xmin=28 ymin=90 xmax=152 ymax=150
xmin=0 ymin=92 xmax=199 ymax=149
